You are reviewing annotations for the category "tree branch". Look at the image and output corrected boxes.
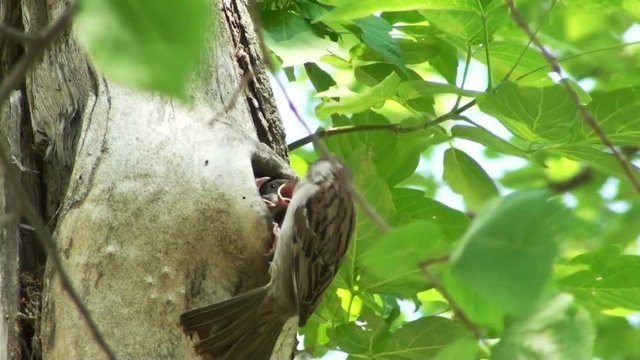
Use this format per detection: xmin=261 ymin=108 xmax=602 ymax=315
xmin=0 ymin=3 xmax=116 ymax=359
xmin=506 ymin=0 xmax=640 ymax=193
xmin=287 ymin=100 xmax=477 ymax=151
xmin=419 ymin=258 xmax=485 ymax=343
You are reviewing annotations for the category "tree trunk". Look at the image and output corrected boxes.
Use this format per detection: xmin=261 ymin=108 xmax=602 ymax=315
xmin=0 ymin=0 xmax=296 ymax=359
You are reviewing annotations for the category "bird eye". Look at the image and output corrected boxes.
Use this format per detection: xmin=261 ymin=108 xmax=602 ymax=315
xmin=270 ymin=183 xmax=277 ymax=189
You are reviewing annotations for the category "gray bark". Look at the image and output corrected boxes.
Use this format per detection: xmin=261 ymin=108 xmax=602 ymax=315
xmin=1 ymin=0 xmax=295 ymax=358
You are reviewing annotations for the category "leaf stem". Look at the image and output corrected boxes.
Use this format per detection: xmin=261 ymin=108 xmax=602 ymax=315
xmin=476 ymin=0 xmax=493 ymax=89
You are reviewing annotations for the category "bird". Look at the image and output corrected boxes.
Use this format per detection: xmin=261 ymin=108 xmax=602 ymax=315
xmin=256 ymin=177 xmax=296 ymax=225
xmin=180 ymin=159 xmax=356 ymax=360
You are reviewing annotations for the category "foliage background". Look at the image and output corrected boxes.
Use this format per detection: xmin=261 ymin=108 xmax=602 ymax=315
xmin=74 ymin=0 xmax=640 ymax=358
xmin=264 ymin=1 xmax=640 ymax=359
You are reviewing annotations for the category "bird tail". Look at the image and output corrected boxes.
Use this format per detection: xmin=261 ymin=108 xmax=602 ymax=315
xmin=179 ymin=286 xmax=286 ymax=360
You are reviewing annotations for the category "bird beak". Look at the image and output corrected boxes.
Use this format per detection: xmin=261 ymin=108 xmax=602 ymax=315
xmin=276 ymin=180 xmax=297 ymax=207
xmin=255 ymin=177 xmax=270 ymax=188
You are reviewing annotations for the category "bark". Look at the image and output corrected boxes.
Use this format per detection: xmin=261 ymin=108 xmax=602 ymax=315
xmin=0 ymin=0 xmax=295 ymax=359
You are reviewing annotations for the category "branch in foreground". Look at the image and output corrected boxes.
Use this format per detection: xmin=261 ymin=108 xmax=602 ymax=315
xmin=0 ymin=4 xmax=116 ymax=359
xmin=0 ymin=3 xmax=76 ymax=106
xmin=505 ymin=0 xmax=640 ymax=193
xmin=0 ymin=22 xmax=40 ymax=44
xmin=288 ymin=100 xmax=477 ymax=151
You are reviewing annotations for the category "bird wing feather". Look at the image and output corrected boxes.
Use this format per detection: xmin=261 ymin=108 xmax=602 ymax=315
xmin=293 ymin=180 xmax=355 ymax=326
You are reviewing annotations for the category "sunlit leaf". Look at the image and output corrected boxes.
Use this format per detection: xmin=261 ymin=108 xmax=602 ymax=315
xmin=359 ymin=221 xmax=449 ymax=295
xmin=263 ymin=10 xmax=338 ymax=66
xmin=443 ymin=148 xmax=499 ymax=211
xmin=450 ymin=191 xmax=568 ymax=315
xmin=492 ymin=293 xmax=595 ymax=360
xmin=74 ymin=0 xmax=211 ymax=97
xmin=559 ymin=246 xmax=640 ymax=312
xmin=477 ymin=82 xmax=581 ymax=143
xmin=377 ymin=317 xmax=471 ymax=359
xmin=316 ymin=73 xmax=401 ymax=118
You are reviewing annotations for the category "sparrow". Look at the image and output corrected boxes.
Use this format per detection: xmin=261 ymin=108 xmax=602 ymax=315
xmin=180 ymin=159 xmax=356 ymax=360
xmin=256 ymin=177 xmax=296 ymax=225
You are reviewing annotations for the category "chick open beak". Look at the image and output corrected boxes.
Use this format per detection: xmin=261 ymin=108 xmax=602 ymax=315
xmin=276 ymin=180 xmax=297 ymax=207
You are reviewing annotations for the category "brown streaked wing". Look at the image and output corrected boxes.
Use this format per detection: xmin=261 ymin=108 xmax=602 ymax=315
xmin=294 ymin=181 xmax=355 ymax=326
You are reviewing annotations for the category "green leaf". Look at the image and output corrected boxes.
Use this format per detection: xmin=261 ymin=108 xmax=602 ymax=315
xmin=477 ymin=82 xmax=580 ymax=143
xmin=451 ymin=125 xmax=529 ymax=159
xmin=358 ymin=36 xmax=458 ymax=84
xmin=419 ymin=1 xmax=508 ymax=45
xmin=262 ymin=10 xmax=337 ymax=67
xmin=594 ymin=316 xmax=640 ymax=360
xmin=328 ymin=111 xmax=440 ymax=188
xmin=434 ymin=338 xmax=477 ymax=360
xmin=382 ymin=10 xmax=427 ymax=24
xmin=319 ymin=0 xmax=480 ymax=22
xmin=351 ymin=16 xmax=409 ymax=75
xmin=544 ymin=144 xmax=630 ymax=179
xmin=305 ymin=63 xmax=336 ymax=93
xmin=558 ymin=246 xmax=640 ymax=312
xmin=330 ymin=317 xmax=389 ymax=354
xmin=492 ymin=293 xmax=595 ymax=360
xmin=450 ymin=191 xmax=567 ymax=315
xmin=392 ymin=188 xmax=470 ymax=242
xmin=74 ymin=0 xmax=211 ymax=97
xmin=373 ymin=123 xmax=440 ymax=187
xmin=359 ymin=221 xmax=450 ymax=295
xmin=443 ymin=148 xmax=499 ymax=211
xmin=355 ymin=63 xmax=404 ymax=86
xmin=398 ymin=81 xmax=483 ymax=98
xmin=316 ymin=73 xmax=401 ymax=118
xmin=499 ymin=165 xmax=547 ymax=189
xmin=442 ymin=268 xmax=505 ymax=330
xmin=477 ymin=41 xmax=550 ymax=85
xmin=584 ymin=87 xmax=640 ymax=146
xmin=376 ymin=317 xmax=471 ymax=359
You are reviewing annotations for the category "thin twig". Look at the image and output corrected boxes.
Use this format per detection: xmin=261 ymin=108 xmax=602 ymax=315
xmin=0 ymin=22 xmax=40 ymax=44
xmin=269 ymin=74 xmax=393 ymax=233
xmin=0 ymin=3 xmax=76 ymax=107
xmin=506 ymin=0 xmax=640 ymax=193
xmin=419 ymin=260 xmax=484 ymax=343
xmin=503 ymin=0 xmax=558 ymax=81
xmin=453 ymin=45 xmax=473 ymax=111
xmin=417 ymin=255 xmax=450 ymax=269
xmin=475 ymin=0 xmax=493 ymax=89
xmin=0 ymin=3 xmax=116 ymax=359
xmin=515 ymin=40 xmax=640 ymax=82
xmin=288 ymin=100 xmax=477 ymax=151
xmin=1 ymin=146 xmax=116 ymax=360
